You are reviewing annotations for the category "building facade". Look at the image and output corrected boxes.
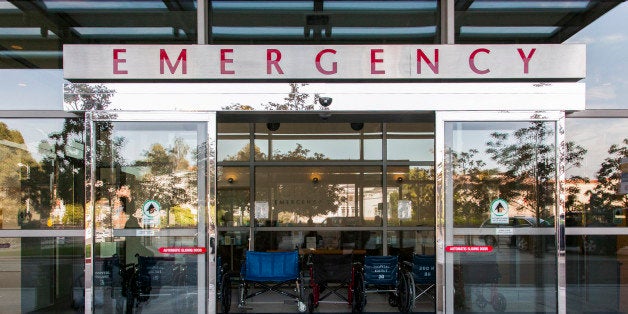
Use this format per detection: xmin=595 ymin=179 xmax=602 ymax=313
xmin=1 ymin=1 xmax=627 ymax=313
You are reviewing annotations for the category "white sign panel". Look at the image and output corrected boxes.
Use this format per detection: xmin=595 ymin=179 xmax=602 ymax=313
xmin=63 ymin=44 xmax=585 ymax=81
xmin=490 ymin=198 xmax=509 ymax=224
xmin=255 ymin=201 xmax=269 ymax=219
xmin=398 ymin=200 xmax=412 ymax=219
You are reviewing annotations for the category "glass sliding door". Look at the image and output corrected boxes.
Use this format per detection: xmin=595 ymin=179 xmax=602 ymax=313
xmin=437 ymin=112 xmax=564 ymax=313
xmin=86 ymin=112 xmax=215 ymax=314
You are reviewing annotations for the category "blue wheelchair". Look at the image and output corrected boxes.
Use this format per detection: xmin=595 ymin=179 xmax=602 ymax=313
xmin=403 ymin=254 xmax=436 ymax=309
xmin=352 ymin=255 xmax=414 ymax=313
xmin=238 ymin=250 xmax=307 ymax=312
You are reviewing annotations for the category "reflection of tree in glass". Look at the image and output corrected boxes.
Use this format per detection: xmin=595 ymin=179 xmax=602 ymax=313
xmin=222 ymin=83 xmax=320 ymax=111
xmin=388 ymin=167 xmax=435 ymax=226
xmin=486 ymin=122 xmax=558 ymax=223
xmin=0 ymin=122 xmax=38 ymax=228
xmin=62 ymin=84 xmax=116 ymax=228
xmin=451 ymin=149 xmax=501 ymax=226
xmin=134 ymin=137 xmax=198 ymax=227
xmin=587 ymin=138 xmax=628 ymax=214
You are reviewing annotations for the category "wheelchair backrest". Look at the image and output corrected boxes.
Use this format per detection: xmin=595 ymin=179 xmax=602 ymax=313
xmin=363 ymin=255 xmax=398 ymax=285
xmin=412 ymin=254 xmax=436 ymax=284
xmin=243 ymin=250 xmax=300 ymax=282
xmin=311 ymin=254 xmax=353 ymax=283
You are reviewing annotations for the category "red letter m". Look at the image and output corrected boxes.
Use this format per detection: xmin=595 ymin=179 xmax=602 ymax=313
xmin=160 ymin=49 xmax=187 ymax=74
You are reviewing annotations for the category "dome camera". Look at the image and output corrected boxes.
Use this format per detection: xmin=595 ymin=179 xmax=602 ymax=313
xmin=319 ymin=97 xmax=333 ymax=107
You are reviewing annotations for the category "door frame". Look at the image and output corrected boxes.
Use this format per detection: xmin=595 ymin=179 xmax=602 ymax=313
xmin=84 ymin=111 xmax=217 ymax=314
xmin=434 ymin=111 xmax=567 ymax=314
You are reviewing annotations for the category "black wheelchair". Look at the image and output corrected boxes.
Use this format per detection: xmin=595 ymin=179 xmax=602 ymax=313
xmin=238 ymin=250 xmax=307 ymax=312
xmin=352 ymin=255 xmax=414 ymax=314
xmin=306 ymin=253 xmax=356 ymax=313
xmin=217 ymin=256 xmax=232 ymax=313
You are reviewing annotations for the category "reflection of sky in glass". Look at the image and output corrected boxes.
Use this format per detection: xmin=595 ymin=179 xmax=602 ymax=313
xmin=567 ymin=3 xmax=628 ymax=109
xmin=111 ymin=125 xmax=199 ymax=166
xmin=2 ymin=119 xmax=66 ymax=162
xmin=566 ymin=118 xmax=628 ymax=179
xmin=469 ymin=1 xmax=590 ymax=10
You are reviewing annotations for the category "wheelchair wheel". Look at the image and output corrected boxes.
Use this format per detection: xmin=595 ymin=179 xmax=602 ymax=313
xmin=491 ymin=292 xmax=506 ymax=313
xmin=221 ymin=273 xmax=232 ymax=314
xmin=307 ymin=293 xmax=315 ymax=314
xmin=388 ymin=293 xmax=398 ymax=307
xmin=351 ymin=272 xmax=365 ymax=314
xmin=397 ymin=272 xmax=414 ymax=314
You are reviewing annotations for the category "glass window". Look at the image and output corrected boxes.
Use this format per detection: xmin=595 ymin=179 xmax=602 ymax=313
xmin=446 ymin=120 xmax=558 ymax=313
xmin=93 ymin=236 xmax=200 ymax=314
xmin=254 ymin=230 xmax=382 ymax=255
xmin=0 ymin=70 xmax=64 ymax=110
xmin=455 ymin=0 xmax=601 ymax=43
xmin=217 ymin=166 xmax=250 ymax=227
xmin=449 ymin=121 xmax=557 ymax=228
xmin=254 ymin=122 xmax=381 ymax=161
xmin=387 ymin=229 xmax=435 ymax=260
xmin=386 ymin=123 xmax=434 ymax=162
xmin=94 ymin=121 xmax=203 ymax=229
xmin=387 ymin=166 xmax=435 ymax=227
xmin=218 ymin=230 xmax=249 ymax=273
xmin=565 ymin=118 xmax=628 ymax=227
xmin=218 ymin=123 xmax=252 ymax=161
xmin=0 ymin=118 xmax=85 ymax=229
xmin=566 ymin=235 xmax=628 ymax=312
xmin=254 ymin=166 xmax=382 ymax=227
xmin=0 ymin=1 xmax=196 ymax=69
xmin=0 ymin=237 xmax=84 ymax=313
xmin=210 ymin=0 xmax=437 ymax=44
xmin=567 ymin=2 xmax=628 ymax=110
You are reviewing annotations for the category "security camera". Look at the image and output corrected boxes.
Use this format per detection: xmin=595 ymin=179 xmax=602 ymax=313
xmin=319 ymin=97 xmax=332 ymax=107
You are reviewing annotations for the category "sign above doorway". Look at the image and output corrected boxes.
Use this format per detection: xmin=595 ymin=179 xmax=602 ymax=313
xmin=63 ymin=44 xmax=585 ymax=81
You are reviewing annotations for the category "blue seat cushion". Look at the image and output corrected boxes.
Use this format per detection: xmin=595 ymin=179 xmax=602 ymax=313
xmin=243 ymin=251 xmax=299 ymax=282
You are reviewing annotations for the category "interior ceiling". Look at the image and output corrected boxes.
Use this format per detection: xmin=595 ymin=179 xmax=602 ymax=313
xmin=0 ymin=0 xmax=623 ymax=69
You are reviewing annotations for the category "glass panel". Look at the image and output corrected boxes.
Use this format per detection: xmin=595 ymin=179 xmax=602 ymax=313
xmin=217 ymin=166 xmax=250 ymax=227
xmin=218 ymin=230 xmax=249 ymax=273
xmin=453 ymin=235 xmax=556 ymax=312
xmin=0 ymin=1 xmax=196 ymax=69
xmin=92 ymin=120 xmax=206 ymax=314
xmin=0 ymin=70 xmax=64 ymax=110
xmin=93 ymin=236 xmax=199 ymax=314
xmin=446 ymin=120 xmax=558 ymax=313
xmin=565 ymin=118 xmax=628 ymax=226
xmin=217 ymin=123 xmax=251 ymax=161
xmin=0 ymin=118 xmax=85 ymax=229
xmin=387 ymin=166 xmax=435 ymax=227
xmin=386 ymin=123 xmax=434 ymax=162
xmin=254 ymin=230 xmax=382 ymax=255
xmin=94 ymin=121 xmax=203 ymax=229
xmin=254 ymin=166 xmax=382 ymax=227
xmin=450 ymin=121 xmax=557 ymax=228
xmin=210 ymin=0 xmax=437 ymax=44
xmin=0 ymin=237 xmax=84 ymax=313
xmin=566 ymin=235 xmax=627 ymax=312
xmin=387 ymin=229 xmax=435 ymax=258
xmin=254 ymin=122 xmax=381 ymax=161
xmin=455 ymin=0 xmax=600 ymax=43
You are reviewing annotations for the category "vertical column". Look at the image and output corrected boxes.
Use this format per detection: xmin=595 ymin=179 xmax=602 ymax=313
xmin=197 ymin=0 xmax=209 ymax=44
xmin=434 ymin=113 xmax=447 ymax=313
xmin=556 ymin=114 xmax=567 ymax=314
xmin=84 ymin=112 xmax=95 ymax=314
xmin=206 ymin=113 xmax=217 ymax=313
xmin=440 ymin=0 xmax=455 ymax=44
